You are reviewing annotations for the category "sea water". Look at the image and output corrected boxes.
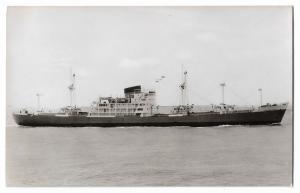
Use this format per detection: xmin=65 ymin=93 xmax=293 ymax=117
xmin=6 ymin=110 xmax=293 ymax=186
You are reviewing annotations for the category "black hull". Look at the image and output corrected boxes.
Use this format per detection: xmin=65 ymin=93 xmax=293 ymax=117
xmin=13 ymin=109 xmax=286 ymax=127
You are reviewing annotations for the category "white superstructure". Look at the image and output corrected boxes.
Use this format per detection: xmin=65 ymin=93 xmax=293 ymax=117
xmin=89 ymin=86 xmax=156 ymax=117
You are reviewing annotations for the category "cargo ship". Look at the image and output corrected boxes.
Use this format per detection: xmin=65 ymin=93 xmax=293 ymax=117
xmin=13 ymin=71 xmax=288 ymax=127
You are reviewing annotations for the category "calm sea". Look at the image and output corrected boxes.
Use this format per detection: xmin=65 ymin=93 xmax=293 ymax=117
xmin=6 ymin=110 xmax=293 ymax=186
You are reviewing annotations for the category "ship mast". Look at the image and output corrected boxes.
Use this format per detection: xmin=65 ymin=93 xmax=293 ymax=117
xmin=258 ymin=88 xmax=263 ymax=106
xmin=184 ymin=71 xmax=188 ymax=105
xmin=36 ymin=93 xmax=42 ymax=112
xmin=115 ymin=97 xmax=117 ymax=116
xmin=180 ymin=65 xmax=184 ymax=106
xmin=68 ymin=71 xmax=76 ymax=107
xmin=179 ymin=65 xmax=188 ymax=106
xmin=220 ymin=82 xmax=226 ymax=105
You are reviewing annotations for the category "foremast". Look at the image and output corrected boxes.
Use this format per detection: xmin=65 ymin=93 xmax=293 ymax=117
xmin=177 ymin=68 xmax=192 ymax=114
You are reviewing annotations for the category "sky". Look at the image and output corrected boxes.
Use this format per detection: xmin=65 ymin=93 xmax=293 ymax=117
xmin=6 ymin=6 xmax=293 ymax=109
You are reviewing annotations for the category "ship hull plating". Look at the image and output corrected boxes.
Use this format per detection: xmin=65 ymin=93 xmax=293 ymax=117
xmin=13 ymin=109 xmax=286 ymax=127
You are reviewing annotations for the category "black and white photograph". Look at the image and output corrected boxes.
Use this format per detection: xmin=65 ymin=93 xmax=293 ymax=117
xmin=5 ymin=6 xmax=293 ymax=186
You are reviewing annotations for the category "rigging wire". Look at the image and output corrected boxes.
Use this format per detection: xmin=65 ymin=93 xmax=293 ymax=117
xmin=188 ymin=88 xmax=214 ymax=104
xmin=188 ymin=84 xmax=254 ymax=106
xmin=226 ymin=85 xmax=252 ymax=105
